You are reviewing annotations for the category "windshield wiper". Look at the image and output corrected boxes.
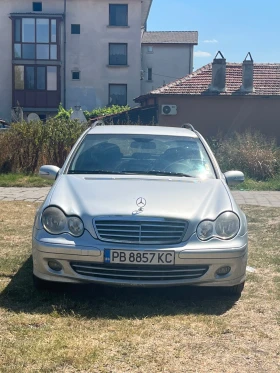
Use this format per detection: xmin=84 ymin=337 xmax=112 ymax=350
xmin=68 ymin=170 xmax=193 ymax=177
xmin=122 ymin=171 xmax=193 ymax=178
xmin=68 ymin=170 xmax=125 ymax=175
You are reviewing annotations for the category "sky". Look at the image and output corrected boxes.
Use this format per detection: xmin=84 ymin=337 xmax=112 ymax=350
xmin=147 ymin=0 xmax=280 ymax=71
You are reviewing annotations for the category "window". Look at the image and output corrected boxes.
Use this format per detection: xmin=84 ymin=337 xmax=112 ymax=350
xmin=37 ymin=67 xmax=46 ymax=89
xmin=71 ymin=24 xmax=80 ymax=34
xmin=36 ymin=19 xmax=49 ymax=42
xmin=26 ymin=66 xmax=35 ymax=90
xmin=14 ymin=65 xmax=57 ymax=91
xmin=22 ymin=44 xmax=35 ymax=59
xmin=72 ymin=71 xmax=80 ymax=80
xmin=109 ymin=4 xmax=128 ymax=26
xmin=37 ymin=44 xmax=49 ymax=59
xmin=147 ymin=46 xmax=153 ymax=53
xmin=109 ymin=84 xmax=127 ymax=106
xmin=68 ymin=134 xmax=216 ymax=180
xmin=22 ymin=18 xmax=35 ymax=42
xmin=14 ymin=44 xmax=21 ymax=58
xmin=33 ymin=2 xmax=42 ymax=12
xmin=14 ymin=19 xmax=21 ymax=42
xmin=109 ymin=43 xmax=127 ymax=65
xmin=13 ymin=18 xmax=58 ymax=60
xmin=51 ymin=20 xmax=57 ymax=42
xmin=147 ymin=68 xmax=153 ymax=81
xmin=47 ymin=66 xmax=57 ymax=91
xmin=14 ymin=66 xmax=24 ymax=90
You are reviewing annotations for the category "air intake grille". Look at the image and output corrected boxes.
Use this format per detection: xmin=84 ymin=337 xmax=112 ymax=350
xmin=71 ymin=262 xmax=209 ymax=282
xmin=94 ymin=218 xmax=188 ymax=245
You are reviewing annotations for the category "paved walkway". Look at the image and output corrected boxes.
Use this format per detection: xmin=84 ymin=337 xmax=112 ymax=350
xmin=0 ymin=187 xmax=280 ymax=207
xmin=0 ymin=187 xmax=50 ymax=203
xmin=232 ymin=191 xmax=280 ymax=207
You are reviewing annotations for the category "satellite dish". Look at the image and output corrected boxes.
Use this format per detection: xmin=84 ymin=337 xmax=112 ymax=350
xmin=27 ymin=113 xmax=40 ymax=123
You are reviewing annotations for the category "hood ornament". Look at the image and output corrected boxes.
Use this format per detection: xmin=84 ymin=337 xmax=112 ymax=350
xmin=133 ymin=197 xmax=146 ymax=214
xmin=136 ymin=197 xmax=146 ymax=209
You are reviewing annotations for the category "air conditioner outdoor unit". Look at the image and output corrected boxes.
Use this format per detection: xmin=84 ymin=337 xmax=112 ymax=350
xmin=161 ymin=105 xmax=177 ymax=115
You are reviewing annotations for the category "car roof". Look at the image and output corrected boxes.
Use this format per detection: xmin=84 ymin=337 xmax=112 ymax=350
xmin=87 ymin=125 xmax=198 ymax=138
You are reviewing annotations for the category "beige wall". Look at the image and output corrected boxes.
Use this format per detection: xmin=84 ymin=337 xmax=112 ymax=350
xmin=66 ymin=0 xmax=142 ymax=110
xmin=157 ymin=96 xmax=280 ymax=143
xmin=0 ymin=0 xmax=142 ymax=121
xmin=141 ymin=44 xmax=193 ymax=95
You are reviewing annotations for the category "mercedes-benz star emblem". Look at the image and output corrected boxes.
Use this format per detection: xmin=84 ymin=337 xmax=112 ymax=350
xmin=136 ymin=197 xmax=146 ymax=208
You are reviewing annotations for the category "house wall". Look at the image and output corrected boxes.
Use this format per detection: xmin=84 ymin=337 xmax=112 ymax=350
xmin=0 ymin=0 xmax=142 ymax=122
xmin=66 ymin=0 xmax=142 ymax=110
xmin=141 ymin=44 xmax=193 ymax=95
xmin=157 ymin=95 xmax=280 ymax=143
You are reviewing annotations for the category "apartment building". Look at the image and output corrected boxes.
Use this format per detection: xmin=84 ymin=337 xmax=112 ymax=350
xmin=0 ymin=0 xmax=152 ymax=121
xmin=0 ymin=0 xmax=197 ymax=122
xmin=141 ymin=31 xmax=198 ymax=95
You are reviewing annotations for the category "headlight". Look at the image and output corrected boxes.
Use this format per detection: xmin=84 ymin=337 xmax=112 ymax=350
xmin=197 ymin=212 xmax=240 ymax=241
xmin=42 ymin=207 xmax=67 ymax=235
xmin=196 ymin=220 xmax=214 ymax=241
xmin=68 ymin=216 xmax=84 ymax=237
xmin=215 ymin=212 xmax=240 ymax=239
xmin=42 ymin=207 xmax=84 ymax=237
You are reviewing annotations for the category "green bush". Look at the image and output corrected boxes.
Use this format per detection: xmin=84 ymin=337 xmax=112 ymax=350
xmin=211 ymin=131 xmax=279 ymax=180
xmin=55 ymin=104 xmax=73 ymax=120
xmin=0 ymin=119 xmax=87 ymax=173
xmin=84 ymin=105 xmax=130 ymax=121
xmin=55 ymin=104 xmax=130 ymax=121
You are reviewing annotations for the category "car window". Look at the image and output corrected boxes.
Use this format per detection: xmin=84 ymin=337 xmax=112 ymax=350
xmin=68 ymin=134 xmax=216 ymax=179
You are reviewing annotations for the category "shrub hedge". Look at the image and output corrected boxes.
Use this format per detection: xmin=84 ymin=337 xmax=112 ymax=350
xmin=0 ymin=119 xmax=87 ymax=173
xmin=54 ymin=104 xmax=130 ymax=121
xmin=1 ymin=122 xmax=279 ymax=180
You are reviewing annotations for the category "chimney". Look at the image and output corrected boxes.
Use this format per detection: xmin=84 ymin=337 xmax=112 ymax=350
xmin=210 ymin=51 xmax=226 ymax=92
xmin=241 ymin=52 xmax=254 ymax=92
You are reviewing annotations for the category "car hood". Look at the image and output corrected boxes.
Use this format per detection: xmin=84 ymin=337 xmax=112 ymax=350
xmin=47 ymin=175 xmax=232 ymax=226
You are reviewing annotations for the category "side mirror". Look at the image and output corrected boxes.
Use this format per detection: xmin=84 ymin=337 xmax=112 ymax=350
xmin=39 ymin=165 xmax=60 ymax=180
xmin=224 ymin=171 xmax=245 ymax=186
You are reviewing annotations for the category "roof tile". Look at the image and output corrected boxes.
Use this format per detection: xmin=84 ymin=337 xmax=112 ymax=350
xmin=137 ymin=63 xmax=280 ymax=98
xmin=142 ymin=31 xmax=198 ymax=44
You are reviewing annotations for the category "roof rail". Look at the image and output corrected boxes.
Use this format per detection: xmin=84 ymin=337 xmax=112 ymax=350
xmin=181 ymin=123 xmax=195 ymax=132
xmin=91 ymin=119 xmax=105 ymax=128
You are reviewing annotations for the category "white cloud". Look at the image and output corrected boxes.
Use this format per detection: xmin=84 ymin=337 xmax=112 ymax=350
xmin=194 ymin=51 xmax=212 ymax=58
xmin=203 ymin=39 xmax=218 ymax=43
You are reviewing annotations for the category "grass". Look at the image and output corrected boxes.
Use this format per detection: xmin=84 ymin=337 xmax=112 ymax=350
xmin=1 ymin=172 xmax=280 ymax=190
xmin=0 ymin=173 xmax=53 ymax=187
xmin=0 ymin=202 xmax=280 ymax=372
xmin=231 ymin=176 xmax=280 ymax=191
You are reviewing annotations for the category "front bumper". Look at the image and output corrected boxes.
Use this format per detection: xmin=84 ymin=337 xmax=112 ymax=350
xmin=32 ymin=230 xmax=248 ymax=287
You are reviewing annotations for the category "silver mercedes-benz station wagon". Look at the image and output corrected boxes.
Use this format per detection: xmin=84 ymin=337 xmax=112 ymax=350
xmin=32 ymin=124 xmax=248 ymax=295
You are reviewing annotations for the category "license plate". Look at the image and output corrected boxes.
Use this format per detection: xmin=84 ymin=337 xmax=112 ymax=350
xmin=104 ymin=250 xmax=175 ymax=265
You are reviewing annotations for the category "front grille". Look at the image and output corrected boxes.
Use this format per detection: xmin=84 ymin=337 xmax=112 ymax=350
xmin=94 ymin=218 xmax=188 ymax=244
xmin=70 ymin=262 xmax=209 ymax=282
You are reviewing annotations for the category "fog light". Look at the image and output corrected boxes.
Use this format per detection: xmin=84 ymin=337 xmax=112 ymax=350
xmin=216 ymin=266 xmax=231 ymax=276
xmin=48 ymin=260 xmax=63 ymax=271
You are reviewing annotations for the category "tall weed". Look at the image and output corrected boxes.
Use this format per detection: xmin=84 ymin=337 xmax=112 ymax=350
xmin=212 ymin=130 xmax=279 ymax=180
xmin=0 ymin=119 xmax=87 ymax=173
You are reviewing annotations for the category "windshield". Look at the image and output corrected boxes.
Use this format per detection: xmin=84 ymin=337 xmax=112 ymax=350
xmin=68 ymin=134 xmax=216 ymax=179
